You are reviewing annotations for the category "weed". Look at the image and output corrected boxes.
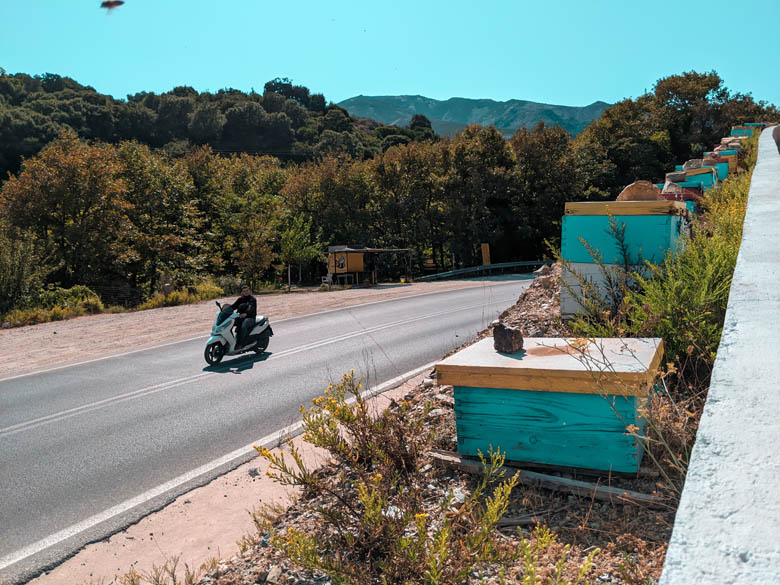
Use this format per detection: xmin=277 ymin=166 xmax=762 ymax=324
xmin=255 ymin=371 xmax=525 ymax=585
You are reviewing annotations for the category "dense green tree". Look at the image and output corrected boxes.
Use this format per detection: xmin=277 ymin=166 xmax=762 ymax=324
xmin=114 ymin=102 xmax=157 ymax=144
xmin=0 ymin=131 xmax=130 ymax=286
xmin=188 ymin=102 xmax=226 ymax=144
xmin=116 ymin=142 xmax=200 ymax=293
xmin=280 ymin=214 xmax=322 ymax=289
xmin=511 ymin=122 xmax=580 ymax=257
xmin=264 ymin=78 xmax=311 ymax=108
xmin=0 ymin=103 xmax=62 ymax=178
xmin=321 ymin=106 xmax=353 ymax=133
xmin=443 ymin=125 xmax=515 ymax=266
xmin=0 ymin=221 xmax=54 ymax=313
xmin=156 ymin=94 xmax=194 ymax=143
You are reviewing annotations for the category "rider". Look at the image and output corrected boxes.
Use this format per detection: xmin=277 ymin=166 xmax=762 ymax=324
xmin=231 ymin=285 xmax=257 ymax=348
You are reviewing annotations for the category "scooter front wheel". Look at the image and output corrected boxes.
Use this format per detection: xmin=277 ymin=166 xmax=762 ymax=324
xmin=204 ymin=342 xmax=225 ymax=365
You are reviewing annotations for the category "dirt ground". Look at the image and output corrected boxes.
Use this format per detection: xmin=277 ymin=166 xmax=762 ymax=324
xmin=0 ymin=278 xmax=521 ymax=380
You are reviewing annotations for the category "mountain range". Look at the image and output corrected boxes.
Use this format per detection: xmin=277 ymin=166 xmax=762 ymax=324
xmin=338 ymin=95 xmax=610 ymax=137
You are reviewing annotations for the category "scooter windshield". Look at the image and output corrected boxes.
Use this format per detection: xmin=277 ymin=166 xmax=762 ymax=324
xmin=215 ymin=308 xmax=234 ymax=327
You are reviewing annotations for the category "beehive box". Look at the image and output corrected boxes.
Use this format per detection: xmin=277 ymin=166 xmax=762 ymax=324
xmin=705 ymin=151 xmax=738 ymax=173
xmin=683 ymin=167 xmax=718 ymax=190
xmin=560 ymin=262 xmax=645 ymax=318
xmin=437 ymin=337 xmax=664 ymax=473
xmin=561 ymin=201 xmax=689 ymax=265
xmin=703 ymin=161 xmax=729 ymax=181
xmin=730 ymin=126 xmax=752 ymax=137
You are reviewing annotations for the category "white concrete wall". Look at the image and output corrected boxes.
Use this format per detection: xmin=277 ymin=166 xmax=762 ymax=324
xmin=660 ymin=126 xmax=780 ymax=584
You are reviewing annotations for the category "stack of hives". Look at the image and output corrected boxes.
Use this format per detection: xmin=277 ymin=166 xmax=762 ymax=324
xmin=435 ymin=122 xmax=768 ymax=477
xmin=560 ymin=122 xmax=767 ymax=318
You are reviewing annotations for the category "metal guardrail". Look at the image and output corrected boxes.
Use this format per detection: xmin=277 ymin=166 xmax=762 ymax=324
xmin=415 ymin=260 xmax=547 ymax=281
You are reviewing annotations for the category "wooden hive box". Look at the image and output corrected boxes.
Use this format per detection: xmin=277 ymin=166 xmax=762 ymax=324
xmin=437 ymin=337 xmax=664 ymax=473
xmin=703 ymin=161 xmax=729 ymax=181
xmin=730 ymin=126 xmax=752 ymax=137
xmin=683 ymin=167 xmax=718 ymax=190
xmin=706 ymin=151 xmax=738 ymax=173
xmin=561 ymin=201 xmax=689 ymax=265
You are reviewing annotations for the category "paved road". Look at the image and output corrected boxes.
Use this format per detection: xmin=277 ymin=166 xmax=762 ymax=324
xmin=0 ymin=278 xmax=530 ymax=583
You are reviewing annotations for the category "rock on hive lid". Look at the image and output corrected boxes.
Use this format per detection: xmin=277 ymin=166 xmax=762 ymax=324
xmin=616 ymin=180 xmax=662 ymax=201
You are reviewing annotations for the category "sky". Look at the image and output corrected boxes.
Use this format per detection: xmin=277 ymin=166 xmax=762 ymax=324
xmin=2 ymin=0 xmax=779 ymax=107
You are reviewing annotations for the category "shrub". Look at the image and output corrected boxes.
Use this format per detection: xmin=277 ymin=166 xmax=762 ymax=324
xmin=0 ymin=224 xmax=54 ymax=314
xmin=31 ymin=285 xmax=104 ymax=313
xmin=2 ymin=284 xmax=104 ymax=327
xmin=194 ymin=278 xmax=225 ymax=299
xmin=136 ymin=279 xmax=224 ymax=310
xmin=255 ymin=371 xmax=523 ymax=585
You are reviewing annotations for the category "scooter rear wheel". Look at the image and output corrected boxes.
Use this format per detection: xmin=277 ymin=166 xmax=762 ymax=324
xmin=254 ymin=333 xmax=270 ymax=354
xmin=204 ymin=342 xmax=225 ymax=365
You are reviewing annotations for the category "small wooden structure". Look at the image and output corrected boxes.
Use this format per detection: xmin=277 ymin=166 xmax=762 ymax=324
xmin=325 ymin=245 xmax=410 ymax=286
xmin=436 ymin=337 xmax=664 ymax=473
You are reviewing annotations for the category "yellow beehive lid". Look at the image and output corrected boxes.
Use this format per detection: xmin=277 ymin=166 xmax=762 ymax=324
xmin=685 ymin=167 xmax=717 ymax=178
xmin=436 ymin=337 xmax=664 ymax=396
xmin=564 ymin=201 xmax=688 ymax=216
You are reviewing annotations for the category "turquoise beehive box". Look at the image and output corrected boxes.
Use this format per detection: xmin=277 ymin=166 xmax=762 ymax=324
xmin=437 ymin=337 xmax=664 ymax=473
xmin=560 ymin=201 xmax=689 ymax=318
xmin=704 ymin=162 xmax=729 ymax=181
xmin=561 ymin=201 xmax=689 ymax=265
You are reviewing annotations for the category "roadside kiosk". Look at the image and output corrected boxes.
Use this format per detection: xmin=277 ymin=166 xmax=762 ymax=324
xmin=325 ymin=245 xmax=411 ymax=286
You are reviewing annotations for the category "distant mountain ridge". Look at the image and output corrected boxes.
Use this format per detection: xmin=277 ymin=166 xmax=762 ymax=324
xmin=338 ymin=95 xmax=610 ymax=137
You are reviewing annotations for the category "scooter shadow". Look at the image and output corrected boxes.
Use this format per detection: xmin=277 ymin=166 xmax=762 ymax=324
xmin=203 ymin=351 xmax=272 ymax=374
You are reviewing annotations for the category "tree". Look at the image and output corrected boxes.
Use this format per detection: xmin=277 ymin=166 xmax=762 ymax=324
xmin=280 ymin=215 xmax=322 ymax=289
xmin=408 ymin=114 xmax=436 ymax=141
xmin=116 ymin=141 xmax=200 ymax=293
xmin=0 ymin=221 xmax=54 ymax=313
xmin=155 ymin=94 xmax=194 ymax=143
xmin=188 ymin=103 xmax=225 ymax=144
xmin=0 ymin=131 xmax=130 ymax=286
xmin=511 ymin=122 xmax=580 ymax=257
xmin=321 ymin=107 xmax=353 ymax=133
xmin=443 ymin=125 xmax=515 ymax=266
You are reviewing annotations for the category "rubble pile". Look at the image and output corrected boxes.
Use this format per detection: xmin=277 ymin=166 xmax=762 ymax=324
xmin=481 ymin=263 xmax=570 ymax=341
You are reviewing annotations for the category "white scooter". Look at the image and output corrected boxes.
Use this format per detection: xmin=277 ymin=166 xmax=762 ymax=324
xmin=204 ymin=301 xmax=274 ymax=365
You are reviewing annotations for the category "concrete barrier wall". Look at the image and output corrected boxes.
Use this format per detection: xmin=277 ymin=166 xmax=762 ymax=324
xmin=660 ymin=126 xmax=780 ymax=584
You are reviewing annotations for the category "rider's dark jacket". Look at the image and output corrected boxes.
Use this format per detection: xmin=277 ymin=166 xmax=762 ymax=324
xmin=231 ymin=295 xmax=257 ymax=318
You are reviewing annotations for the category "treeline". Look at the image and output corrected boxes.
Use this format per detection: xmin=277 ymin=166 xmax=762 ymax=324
xmin=0 ymin=71 xmax=436 ymax=181
xmin=0 ymin=71 xmax=776 ymax=314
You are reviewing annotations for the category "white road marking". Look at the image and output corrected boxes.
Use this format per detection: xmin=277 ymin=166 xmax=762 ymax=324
xmin=0 ymin=280 xmax=526 ymax=383
xmin=0 ymin=296 xmax=512 ymax=437
xmin=0 ymin=362 xmax=436 ymax=571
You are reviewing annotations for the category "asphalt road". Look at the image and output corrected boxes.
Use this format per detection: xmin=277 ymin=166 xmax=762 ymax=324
xmin=0 ymin=278 xmax=530 ymax=584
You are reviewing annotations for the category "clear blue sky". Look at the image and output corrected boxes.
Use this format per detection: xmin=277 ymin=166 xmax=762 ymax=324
xmin=2 ymin=0 xmax=778 ymax=107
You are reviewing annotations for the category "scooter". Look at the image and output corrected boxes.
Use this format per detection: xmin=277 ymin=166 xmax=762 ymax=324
xmin=204 ymin=301 xmax=274 ymax=365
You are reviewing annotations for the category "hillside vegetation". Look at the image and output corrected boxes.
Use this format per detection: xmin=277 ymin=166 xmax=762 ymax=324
xmin=1 ymin=71 xmax=776 ymax=323
xmin=0 ymin=73 xmax=434 ymax=181
xmin=338 ymin=94 xmax=610 ymax=137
